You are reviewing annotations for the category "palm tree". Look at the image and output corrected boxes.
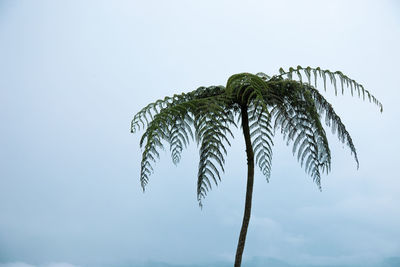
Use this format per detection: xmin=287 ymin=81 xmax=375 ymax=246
xmin=131 ymin=66 xmax=382 ymax=267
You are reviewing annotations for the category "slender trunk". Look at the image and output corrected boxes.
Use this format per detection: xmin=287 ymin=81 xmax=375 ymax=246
xmin=234 ymin=105 xmax=255 ymax=267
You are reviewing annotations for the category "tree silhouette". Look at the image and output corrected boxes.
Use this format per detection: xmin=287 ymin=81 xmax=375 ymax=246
xmin=131 ymin=66 xmax=382 ymax=267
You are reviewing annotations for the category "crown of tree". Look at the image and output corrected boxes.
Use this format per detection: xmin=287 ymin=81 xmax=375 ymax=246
xmin=131 ymin=66 xmax=382 ymax=266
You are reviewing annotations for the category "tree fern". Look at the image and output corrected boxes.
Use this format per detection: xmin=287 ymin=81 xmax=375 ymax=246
xmin=131 ymin=67 xmax=382 ymax=267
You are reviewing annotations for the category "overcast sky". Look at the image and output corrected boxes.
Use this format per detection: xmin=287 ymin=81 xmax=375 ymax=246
xmin=1 ymin=0 xmax=399 ymax=266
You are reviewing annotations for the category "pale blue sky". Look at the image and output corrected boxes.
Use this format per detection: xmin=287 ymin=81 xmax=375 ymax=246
xmin=0 ymin=0 xmax=399 ymax=266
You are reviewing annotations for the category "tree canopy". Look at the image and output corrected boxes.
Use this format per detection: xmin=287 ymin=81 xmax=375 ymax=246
xmin=131 ymin=66 xmax=382 ymax=207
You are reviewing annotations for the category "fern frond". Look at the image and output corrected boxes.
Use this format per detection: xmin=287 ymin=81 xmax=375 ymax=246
xmin=248 ymin=103 xmax=274 ymax=180
xmin=275 ymin=66 xmax=383 ymax=112
xmin=270 ymin=82 xmax=331 ymax=187
xmin=307 ymin=85 xmax=359 ymax=168
xmin=131 ymin=86 xmax=226 ymax=133
xmin=168 ymin=113 xmax=194 ymax=165
xmin=196 ymin=104 xmax=235 ymax=207
xmin=140 ymin=96 xmax=216 ymax=190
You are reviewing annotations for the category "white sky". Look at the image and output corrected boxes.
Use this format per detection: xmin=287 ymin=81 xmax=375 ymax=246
xmin=0 ymin=0 xmax=399 ymax=266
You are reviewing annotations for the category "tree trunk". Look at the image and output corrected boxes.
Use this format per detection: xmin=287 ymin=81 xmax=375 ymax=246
xmin=234 ymin=105 xmax=255 ymax=267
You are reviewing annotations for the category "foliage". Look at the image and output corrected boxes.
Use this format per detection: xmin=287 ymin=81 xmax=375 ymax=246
xmin=131 ymin=66 xmax=382 ymax=206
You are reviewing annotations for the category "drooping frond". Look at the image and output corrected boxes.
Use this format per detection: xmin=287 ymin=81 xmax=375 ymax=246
xmin=135 ymin=86 xmax=231 ymax=193
xmin=270 ymin=81 xmax=331 ymax=187
xmin=168 ymin=112 xmax=194 ymax=165
xmin=139 ymin=99 xmax=198 ymax=190
xmin=195 ymin=97 xmax=236 ymax=207
xmin=248 ymin=102 xmax=274 ymax=181
xmin=306 ymin=85 xmax=359 ymax=168
xmin=134 ymin=85 xmax=236 ymax=204
xmin=275 ymin=66 xmax=383 ymax=112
